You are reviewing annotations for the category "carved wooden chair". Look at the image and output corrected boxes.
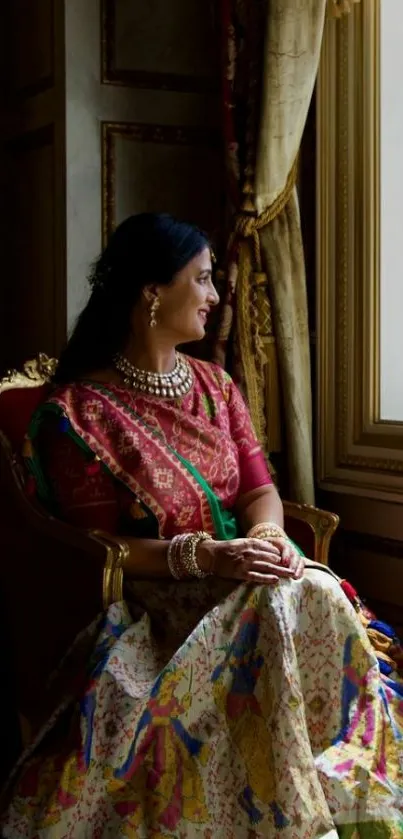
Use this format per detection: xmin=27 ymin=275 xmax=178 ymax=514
xmin=0 ymin=354 xmax=339 ymax=777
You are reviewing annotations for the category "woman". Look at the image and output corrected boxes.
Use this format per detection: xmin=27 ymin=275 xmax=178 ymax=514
xmin=2 ymin=214 xmax=402 ymax=838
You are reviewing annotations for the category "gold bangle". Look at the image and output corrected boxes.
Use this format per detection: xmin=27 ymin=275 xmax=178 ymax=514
xmin=247 ymin=522 xmax=287 ymax=541
xmin=167 ymin=532 xmax=213 ymax=579
xmin=182 ymin=532 xmax=213 ymax=579
xmin=167 ymin=535 xmax=188 ymax=579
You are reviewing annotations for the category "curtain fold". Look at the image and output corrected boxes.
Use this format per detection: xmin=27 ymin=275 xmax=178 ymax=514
xmin=213 ymin=0 xmax=359 ymax=503
xmin=259 ymin=191 xmax=313 ymax=504
xmin=253 ymin=0 xmax=327 ymax=504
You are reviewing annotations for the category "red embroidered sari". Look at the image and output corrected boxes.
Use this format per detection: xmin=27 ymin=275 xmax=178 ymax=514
xmin=35 ymin=357 xmax=272 ymax=537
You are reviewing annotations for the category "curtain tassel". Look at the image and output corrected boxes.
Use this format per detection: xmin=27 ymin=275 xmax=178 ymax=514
xmin=263 ymin=337 xmax=282 ymax=454
xmin=253 ymin=272 xmax=282 ymax=454
xmin=328 ymin=0 xmax=360 ymax=18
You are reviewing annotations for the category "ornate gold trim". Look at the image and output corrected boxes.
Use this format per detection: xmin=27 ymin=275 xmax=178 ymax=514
xmin=0 ymin=354 xmax=57 ymax=394
xmin=100 ymin=0 xmax=216 ymax=93
xmin=90 ymin=530 xmax=129 ymax=608
xmin=101 ymin=121 xmax=220 ymax=245
xmin=317 ymin=3 xmax=403 ymax=501
xmin=235 ymin=243 xmax=266 ymax=449
xmin=283 ymin=501 xmax=339 ymax=566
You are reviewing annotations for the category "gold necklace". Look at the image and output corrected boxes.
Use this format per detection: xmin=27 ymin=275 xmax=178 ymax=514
xmin=114 ymin=352 xmax=193 ymax=399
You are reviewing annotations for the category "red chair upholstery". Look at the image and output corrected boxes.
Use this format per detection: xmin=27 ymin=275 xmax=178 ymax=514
xmin=0 ymin=356 xmax=124 ymax=776
xmin=0 ymin=383 xmax=50 ymax=450
xmin=0 ymin=353 xmax=56 ymax=447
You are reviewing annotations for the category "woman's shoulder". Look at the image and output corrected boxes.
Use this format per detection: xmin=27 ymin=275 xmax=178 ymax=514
xmin=36 ymin=379 xmax=113 ymax=425
xmin=186 ymin=356 xmax=232 ymax=383
xmin=43 ymin=379 xmax=93 ymax=404
xmin=185 ymin=356 xmax=235 ymax=401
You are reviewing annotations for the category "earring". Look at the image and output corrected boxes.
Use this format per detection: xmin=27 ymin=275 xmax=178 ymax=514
xmin=149 ymin=296 xmax=160 ymax=328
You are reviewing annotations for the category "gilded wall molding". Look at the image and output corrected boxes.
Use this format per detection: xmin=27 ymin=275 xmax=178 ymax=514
xmin=101 ymin=121 xmax=220 ymax=245
xmin=101 ymin=0 xmax=216 ymax=93
xmin=317 ymin=1 xmax=403 ymax=501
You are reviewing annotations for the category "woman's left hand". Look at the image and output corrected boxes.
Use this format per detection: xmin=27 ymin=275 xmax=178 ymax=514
xmin=264 ymin=537 xmax=305 ymax=580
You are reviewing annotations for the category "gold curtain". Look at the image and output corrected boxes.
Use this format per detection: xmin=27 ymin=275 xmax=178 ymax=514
xmin=249 ymin=0 xmax=328 ymax=504
xmin=214 ymin=0 xmax=360 ymax=504
xmin=328 ymin=0 xmax=360 ymax=17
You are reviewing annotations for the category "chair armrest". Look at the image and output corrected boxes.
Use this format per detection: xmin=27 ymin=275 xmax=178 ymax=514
xmin=90 ymin=530 xmax=129 ymax=608
xmin=283 ymin=500 xmax=339 ymax=565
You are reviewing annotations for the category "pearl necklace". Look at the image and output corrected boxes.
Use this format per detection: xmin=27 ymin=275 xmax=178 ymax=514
xmin=114 ymin=352 xmax=193 ymax=399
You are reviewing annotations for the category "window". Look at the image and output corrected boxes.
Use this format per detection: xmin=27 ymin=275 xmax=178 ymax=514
xmin=317 ymin=1 xmax=403 ymax=503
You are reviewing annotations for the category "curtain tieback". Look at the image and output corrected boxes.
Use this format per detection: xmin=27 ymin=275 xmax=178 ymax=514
xmin=234 ymin=154 xmax=299 ymax=271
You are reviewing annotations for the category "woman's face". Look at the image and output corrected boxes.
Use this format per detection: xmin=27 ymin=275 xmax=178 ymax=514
xmin=148 ymin=247 xmax=220 ymax=344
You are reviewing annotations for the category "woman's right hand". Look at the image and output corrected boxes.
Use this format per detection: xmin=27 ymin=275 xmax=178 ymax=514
xmin=197 ymin=538 xmax=296 ymax=585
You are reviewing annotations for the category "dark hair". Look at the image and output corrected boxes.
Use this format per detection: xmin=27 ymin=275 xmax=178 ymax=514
xmin=54 ymin=213 xmax=210 ymax=384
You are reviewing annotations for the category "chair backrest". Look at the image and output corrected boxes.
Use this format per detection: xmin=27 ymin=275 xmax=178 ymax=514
xmin=0 ymin=353 xmax=56 ymax=450
xmin=0 ymin=356 xmax=106 ymax=736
